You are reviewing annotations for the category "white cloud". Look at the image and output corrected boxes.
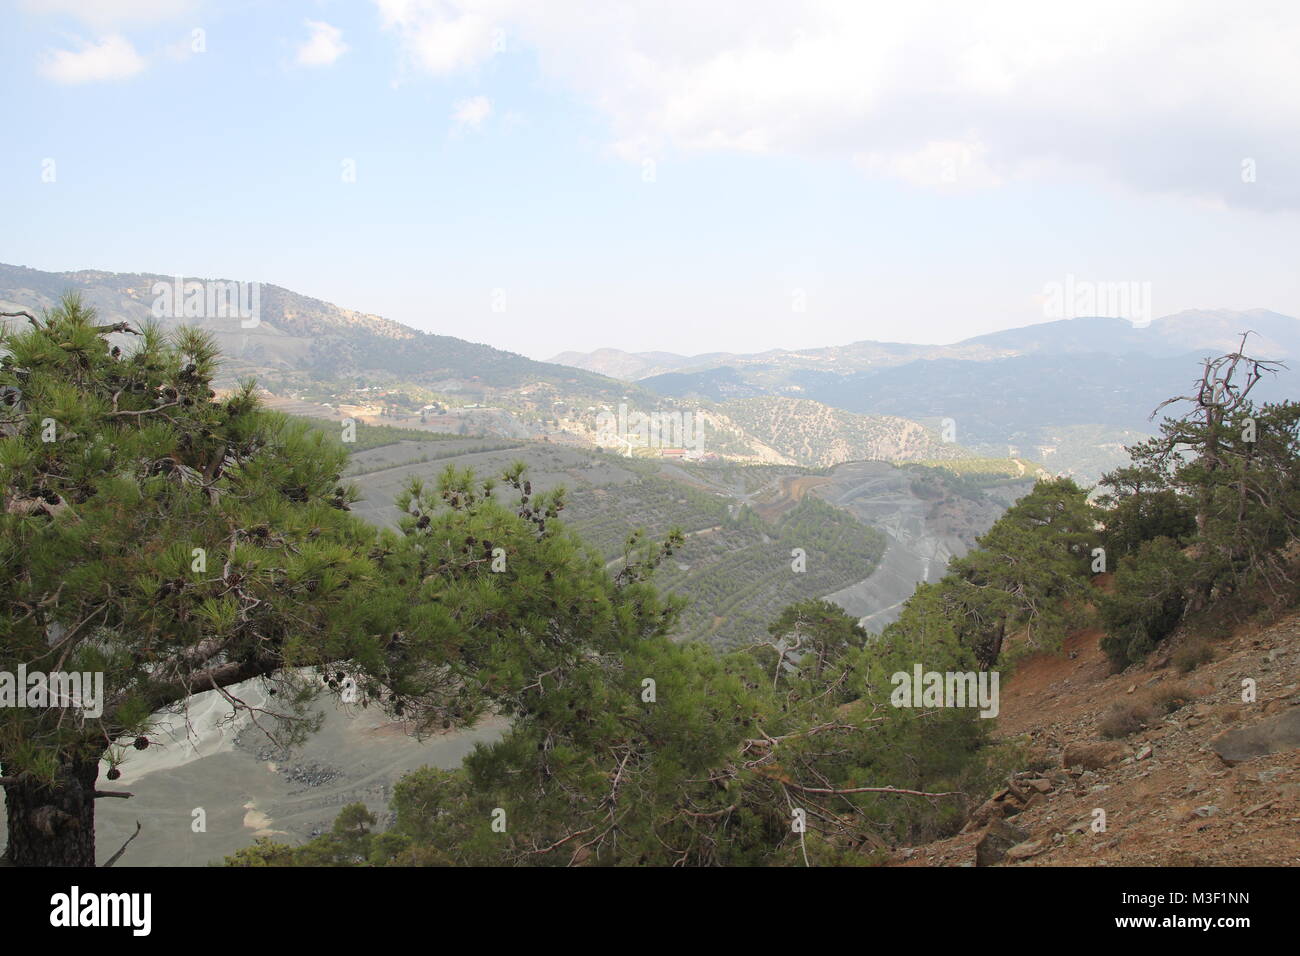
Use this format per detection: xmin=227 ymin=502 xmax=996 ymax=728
xmin=374 ymin=0 xmax=499 ymax=75
xmin=452 ymin=94 xmax=492 ymax=130
xmin=372 ymin=0 xmax=1300 ymax=209
xmin=855 ymin=140 xmax=1003 ymax=191
xmin=40 ymin=35 xmax=146 ymax=84
xmin=296 ymin=20 xmax=349 ymax=68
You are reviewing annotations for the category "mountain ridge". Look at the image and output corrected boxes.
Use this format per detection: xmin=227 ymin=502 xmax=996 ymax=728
xmin=0 ymin=262 xmax=985 ymax=472
xmin=0 ymin=262 xmax=634 ymax=403
xmin=549 ymin=309 xmax=1300 ymax=380
xmin=10 ymin=262 xmax=1292 ymax=482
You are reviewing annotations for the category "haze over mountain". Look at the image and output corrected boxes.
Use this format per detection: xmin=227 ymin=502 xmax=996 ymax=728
xmin=552 ymin=311 xmax=1300 ymax=480
xmin=0 ymin=262 xmax=980 ymax=470
xmin=551 ymin=310 xmax=1300 ymax=379
xmin=6 ymin=261 xmax=1295 ymax=483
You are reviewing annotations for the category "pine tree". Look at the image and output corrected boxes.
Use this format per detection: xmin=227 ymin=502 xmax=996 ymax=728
xmin=0 ymin=295 xmax=402 ymax=863
xmin=1096 ymin=336 xmax=1300 ymax=666
xmin=0 ymin=294 xmax=624 ymax=866
xmin=941 ymin=477 xmax=1098 ymax=666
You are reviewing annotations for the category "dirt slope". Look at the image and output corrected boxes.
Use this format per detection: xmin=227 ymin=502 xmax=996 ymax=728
xmin=893 ymin=610 xmax=1300 ymax=866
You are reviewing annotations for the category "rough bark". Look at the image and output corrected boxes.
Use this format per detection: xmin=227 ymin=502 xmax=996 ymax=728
xmin=2 ymin=757 xmax=99 ymax=866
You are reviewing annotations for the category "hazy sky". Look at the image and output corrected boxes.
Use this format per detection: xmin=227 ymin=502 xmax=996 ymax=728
xmin=3 ymin=0 xmax=1299 ymax=359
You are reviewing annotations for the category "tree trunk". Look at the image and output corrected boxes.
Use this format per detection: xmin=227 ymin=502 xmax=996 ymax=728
xmin=1197 ymin=405 xmax=1222 ymax=534
xmin=2 ymin=757 xmax=99 ymax=866
xmin=979 ymin=618 xmax=1006 ymax=671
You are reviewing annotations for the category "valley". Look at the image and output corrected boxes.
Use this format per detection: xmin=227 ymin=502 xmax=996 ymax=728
xmin=328 ymin=423 xmax=1032 ymax=645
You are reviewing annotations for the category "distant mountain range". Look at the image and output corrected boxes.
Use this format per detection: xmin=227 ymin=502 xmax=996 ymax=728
xmin=551 ymin=311 xmax=1300 ymax=480
xmin=0 ymin=263 xmax=987 ymax=471
xmin=551 ymin=310 xmax=1300 ymax=378
xmin=7 ymin=262 xmax=1294 ymax=482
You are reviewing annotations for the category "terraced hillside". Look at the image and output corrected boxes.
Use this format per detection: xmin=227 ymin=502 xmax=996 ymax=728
xmin=325 ymin=421 xmax=1032 ymax=645
xmin=339 ymin=436 xmax=881 ymax=647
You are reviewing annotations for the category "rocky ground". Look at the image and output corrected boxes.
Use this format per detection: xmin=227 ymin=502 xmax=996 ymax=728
xmin=893 ymin=609 xmax=1300 ymax=867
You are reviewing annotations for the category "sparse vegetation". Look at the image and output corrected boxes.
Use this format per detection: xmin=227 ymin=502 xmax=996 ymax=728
xmin=1098 ymin=682 xmax=1195 ymax=738
xmin=1173 ymin=636 xmax=1214 ymax=672
xmin=721 ymin=396 xmax=967 ymax=468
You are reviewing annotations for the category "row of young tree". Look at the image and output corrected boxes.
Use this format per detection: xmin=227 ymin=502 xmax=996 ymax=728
xmin=2 ymin=298 xmax=1297 ymax=865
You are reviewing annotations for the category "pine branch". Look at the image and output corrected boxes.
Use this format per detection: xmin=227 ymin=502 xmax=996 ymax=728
xmin=0 ymin=310 xmax=41 ymax=329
